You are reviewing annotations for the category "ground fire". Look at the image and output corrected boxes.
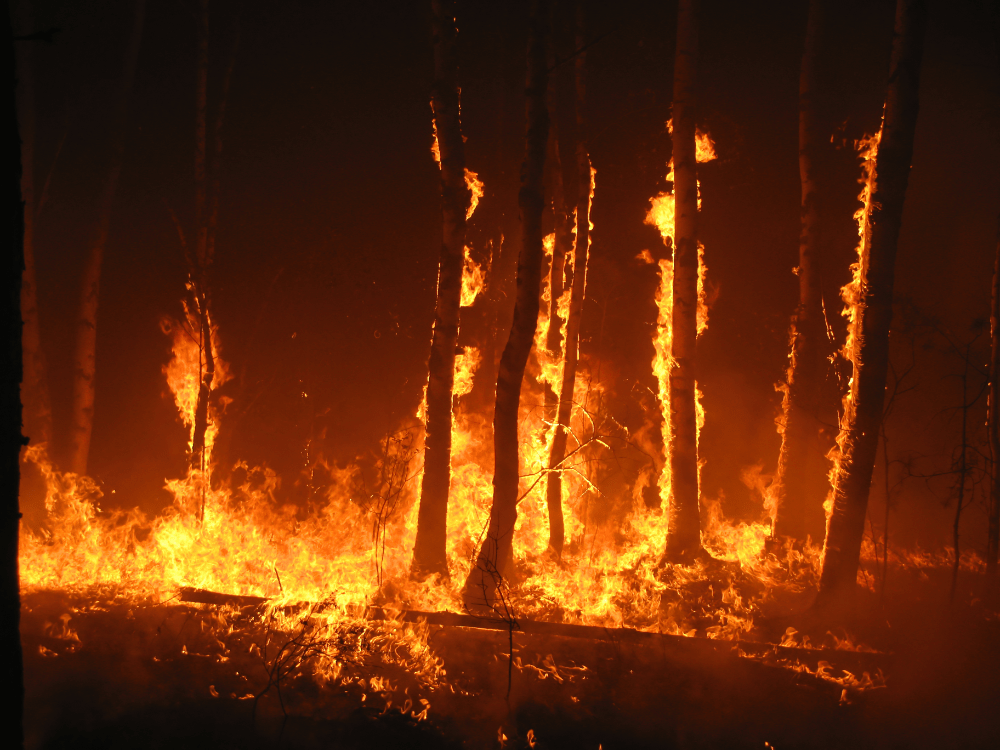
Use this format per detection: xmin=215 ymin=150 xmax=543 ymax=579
xmin=5 ymin=0 xmax=1000 ymax=748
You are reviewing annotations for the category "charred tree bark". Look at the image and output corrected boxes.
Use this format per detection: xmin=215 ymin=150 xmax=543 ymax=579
xmin=463 ymin=0 xmax=549 ymax=610
xmin=412 ymin=0 xmax=470 ymax=579
xmin=772 ymin=0 xmax=828 ymax=543
xmin=987 ymin=221 xmax=1000 ymax=583
xmin=69 ymin=0 xmax=145 ymax=476
xmin=816 ymin=0 xmax=926 ymax=608
xmin=663 ymin=0 xmax=703 ymax=563
xmin=5 ymin=8 xmax=26 ymax=745
xmin=546 ymin=5 xmax=590 ymax=557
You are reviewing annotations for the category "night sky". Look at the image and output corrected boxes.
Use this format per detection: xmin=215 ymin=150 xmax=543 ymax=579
xmin=14 ymin=0 xmax=1000 ymax=551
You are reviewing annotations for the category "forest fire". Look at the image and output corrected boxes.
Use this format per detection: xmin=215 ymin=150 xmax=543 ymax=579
xmin=7 ymin=0 xmax=1000 ymax=748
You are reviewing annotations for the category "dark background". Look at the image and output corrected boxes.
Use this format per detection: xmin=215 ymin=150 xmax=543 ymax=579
xmin=14 ymin=0 xmax=1000 ymax=552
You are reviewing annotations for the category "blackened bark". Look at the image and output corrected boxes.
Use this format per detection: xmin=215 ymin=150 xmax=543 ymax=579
xmin=663 ymin=0 xmax=702 ymax=563
xmin=412 ymin=0 xmax=470 ymax=578
xmin=817 ymin=0 xmax=926 ymax=607
xmin=546 ymin=4 xmax=589 ymax=556
xmin=463 ymin=0 xmax=549 ymax=609
xmin=5 ymin=7 xmax=26 ymax=745
xmin=69 ymin=0 xmax=145 ymax=476
xmin=772 ymin=0 xmax=829 ymax=543
xmin=987 ymin=218 xmax=1000 ymax=582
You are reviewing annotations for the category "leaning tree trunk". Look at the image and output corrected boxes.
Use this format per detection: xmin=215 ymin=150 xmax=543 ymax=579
xmin=5 ymin=7 xmax=26 ymax=744
xmin=816 ymin=0 xmax=926 ymax=607
xmin=14 ymin=11 xmax=50 ymax=452
xmin=663 ymin=0 xmax=702 ymax=563
xmin=411 ymin=0 xmax=470 ymax=579
xmin=69 ymin=0 xmax=145 ymax=476
xmin=987 ymin=218 xmax=1000 ymax=582
xmin=546 ymin=5 xmax=590 ymax=557
xmin=772 ymin=0 xmax=828 ymax=543
xmin=463 ymin=0 xmax=549 ymax=610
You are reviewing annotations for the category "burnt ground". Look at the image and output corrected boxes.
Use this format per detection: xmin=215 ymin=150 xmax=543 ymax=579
xmin=20 ymin=571 xmax=1000 ymax=750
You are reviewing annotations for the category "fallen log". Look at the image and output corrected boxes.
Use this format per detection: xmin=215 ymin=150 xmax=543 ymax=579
xmin=178 ymin=586 xmax=890 ymax=676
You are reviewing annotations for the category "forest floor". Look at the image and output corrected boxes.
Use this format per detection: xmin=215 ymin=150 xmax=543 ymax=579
xmin=20 ymin=566 xmax=1000 ymax=750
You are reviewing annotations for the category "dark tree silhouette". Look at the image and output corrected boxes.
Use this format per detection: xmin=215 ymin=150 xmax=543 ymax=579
xmin=411 ymin=0 xmax=471 ymax=579
xmin=4 ymin=6 xmax=26 ymax=745
xmin=771 ymin=0 xmax=829 ymax=543
xmin=69 ymin=0 xmax=145 ymax=475
xmin=546 ymin=2 xmax=590 ymax=558
xmin=663 ymin=0 xmax=703 ymax=563
xmin=817 ymin=0 xmax=927 ymax=607
xmin=463 ymin=0 xmax=550 ymax=610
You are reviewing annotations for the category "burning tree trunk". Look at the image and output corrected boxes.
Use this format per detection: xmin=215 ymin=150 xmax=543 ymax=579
xmin=987 ymin=220 xmax=1000 ymax=583
xmin=5 ymin=7 xmax=26 ymax=742
xmin=816 ymin=0 xmax=926 ymax=607
xmin=463 ymin=0 xmax=549 ymax=609
xmin=663 ymin=0 xmax=703 ymax=563
xmin=546 ymin=5 xmax=591 ymax=557
xmin=411 ymin=0 xmax=471 ymax=579
xmin=69 ymin=0 xmax=145 ymax=476
xmin=771 ymin=0 xmax=828 ymax=543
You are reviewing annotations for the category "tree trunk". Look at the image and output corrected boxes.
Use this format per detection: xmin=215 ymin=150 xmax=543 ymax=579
xmin=987 ymin=220 xmax=1000 ymax=582
xmin=69 ymin=0 xmax=145 ymax=476
xmin=546 ymin=5 xmax=590 ymax=557
xmin=463 ymin=0 xmax=549 ymax=610
xmin=190 ymin=0 xmax=215 ymax=472
xmin=5 ymin=7 xmax=26 ymax=744
xmin=14 ymin=7 xmax=50 ymax=451
xmin=816 ymin=0 xmax=926 ymax=608
xmin=412 ymin=0 xmax=470 ymax=579
xmin=663 ymin=0 xmax=702 ymax=563
xmin=771 ymin=0 xmax=828 ymax=543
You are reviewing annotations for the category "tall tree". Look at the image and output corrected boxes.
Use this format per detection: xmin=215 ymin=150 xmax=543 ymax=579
xmin=463 ymin=0 xmax=550 ymax=610
xmin=411 ymin=0 xmax=471 ymax=579
xmin=5 ymin=6 xmax=26 ymax=745
xmin=771 ymin=0 xmax=829 ymax=543
xmin=663 ymin=0 xmax=703 ymax=563
xmin=816 ymin=0 xmax=926 ymax=607
xmin=68 ymin=0 xmax=145 ymax=476
xmin=545 ymin=2 xmax=591 ymax=557
xmin=14 ymin=0 xmax=51 ymax=453
xmin=985 ymin=2 xmax=1000 ymax=588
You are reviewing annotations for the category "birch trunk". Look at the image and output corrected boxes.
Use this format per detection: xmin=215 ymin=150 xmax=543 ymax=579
xmin=663 ymin=0 xmax=702 ymax=563
xmin=69 ymin=0 xmax=145 ymax=476
xmin=412 ymin=0 xmax=470 ymax=578
xmin=817 ymin=0 xmax=926 ymax=607
xmin=463 ymin=0 xmax=549 ymax=610
xmin=772 ymin=0 xmax=827 ymax=542
xmin=546 ymin=6 xmax=590 ymax=556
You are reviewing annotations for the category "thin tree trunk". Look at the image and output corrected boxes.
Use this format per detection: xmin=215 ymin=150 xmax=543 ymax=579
xmin=816 ymin=0 xmax=926 ymax=608
xmin=542 ymin=125 xmax=566 ymax=422
xmin=988 ymin=221 xmax=1000 ymax=583
xmin=69 ymin=0 xmax=145 ymax=476
xmin=546 ymin=4 xmax=590 ymax=557
xmin=14 ymin=4 xmax=50 ymax=452
xmin=463 ymin=0 xmax=549 ymax=610
xmin=5 ymin=7 xmax=26 ymax=744
xmin=663 ymin=0 xmax=702 ymax=563
xmin=950 ymin=344 xmax=970 ymax=603
xmin=412 ymin=0 xmax=470 ymax=579
xmin=190 ymin=0 xmax=215 ymax=472
xmin=772 ymin=0 xmax=827 ymax=542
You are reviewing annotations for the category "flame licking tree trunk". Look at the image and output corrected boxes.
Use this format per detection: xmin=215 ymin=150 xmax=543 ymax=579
xmin=663 ymin=0 xmax=703 ymax=563
xmin=412 ymin=0 xmax=470 ymax=579
xmin=69 ymin=0 xmax=145 ymax=476
xmin=771 ymin=0 xmax=828 ymax=543
xmin=816 ymin=0 xmax=926 ymax=608
xmin=463 ymin=0 xmax=549 ymax=609
xmin=546 ymin=4 xmax=591 ymax=558
xmin=6 ymin=4 xmax=26 ymax=742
